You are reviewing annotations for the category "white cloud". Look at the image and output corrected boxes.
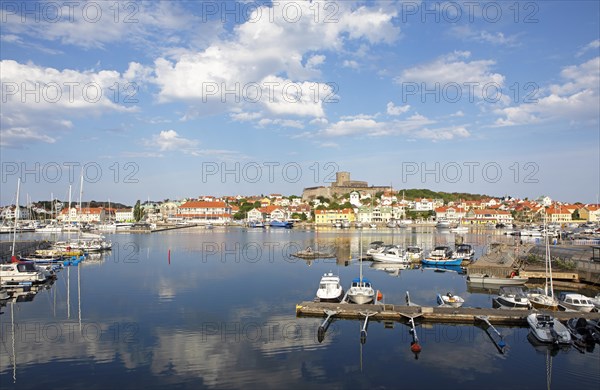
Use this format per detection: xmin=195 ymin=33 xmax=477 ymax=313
xmin=576 ymin=39 xmax=600 ymax=57
xmin=342 ymin=60 xmax=359 ymax=69
xmin=0 ymin=2 xmax=223 ymax=53
xmin=450 ymin=110 xmax=465 ymax=117
xmin=396 ymin=51 xmax=506 ymax=104
xmin=230 ymin=111 xmax=262 ymax=122
xmin=257 ymin=118 xmax=305 ymax=129
xmin=449 ymin=26 xmax=519 ymax=46
xmin=386 ymin=102 xmax=410 ymax=116
xmin=0 ymin=59 xmax=139 ymax=148
xmin=151 ymin=1 xmax=397 ymax=119
xmin=0 ymin=127 xmax=56 ymax=148
xmin=147 ymin=130 xmax=198 ymax=152
xmin=415 ymin=126 xmax=471 ymax=141
xmin=494 ymin=57 xmax=600 ymax=126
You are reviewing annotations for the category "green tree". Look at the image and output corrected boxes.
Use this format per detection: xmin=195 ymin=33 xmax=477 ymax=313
xmin=133 ymin=200 xmax=144 ymax=222
xmin=572 ymin=209 xmax=580 ymax=220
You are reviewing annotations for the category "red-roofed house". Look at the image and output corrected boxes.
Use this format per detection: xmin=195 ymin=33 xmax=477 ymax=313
xmin=176 ymin=201 xmax=232 ymax=224
xmin=464 ymin=209 xmax=513 ymax=225
xmin=434 ymin=206 xmax=467 ymax=222
xmin=545 ymin=206 xmax=572 ymax=223
xmin=580 ymin=205 xmax=600 ymax=222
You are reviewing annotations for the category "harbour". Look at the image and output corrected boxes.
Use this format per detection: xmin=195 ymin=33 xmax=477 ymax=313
xmin=1 ymin=227 xmax=600 ymax=389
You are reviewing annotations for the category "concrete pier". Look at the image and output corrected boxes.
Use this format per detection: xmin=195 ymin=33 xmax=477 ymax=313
xmin=295 ymin=301 xmax=600 ymax=326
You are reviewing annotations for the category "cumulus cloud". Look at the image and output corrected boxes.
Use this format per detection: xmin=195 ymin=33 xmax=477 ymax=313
xmin=494 ymin=57 xmax=599 ymax=126
xmin=395 ymin=51 xmax=506 ymax=104
xmin=387 ymin=102 xmax=410 ymax=116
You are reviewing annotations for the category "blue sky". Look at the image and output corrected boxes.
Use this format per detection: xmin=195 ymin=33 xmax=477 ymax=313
xmin=1 ymin=1 xmax=599 ymax=205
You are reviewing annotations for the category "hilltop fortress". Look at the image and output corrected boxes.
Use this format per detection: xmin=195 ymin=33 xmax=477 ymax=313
xmin=302 ymin=172 xmax=391 ymax=201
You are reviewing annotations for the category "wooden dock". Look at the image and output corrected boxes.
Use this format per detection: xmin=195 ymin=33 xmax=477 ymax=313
xmin=295 ymin=301 xmax=600 ymax=326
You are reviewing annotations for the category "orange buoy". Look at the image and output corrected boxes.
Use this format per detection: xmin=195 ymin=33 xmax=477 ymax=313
xmin=410 ymin=342 xmax=422 ymax=353
xmin=377 ymin=291 xmax=383 ymax=301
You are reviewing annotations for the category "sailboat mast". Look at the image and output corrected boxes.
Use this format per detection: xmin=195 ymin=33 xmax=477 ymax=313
xmin=359 ymin=229 xmax=363 ymax=282
xmin=11 ymin=178 xmax=21 ymax=258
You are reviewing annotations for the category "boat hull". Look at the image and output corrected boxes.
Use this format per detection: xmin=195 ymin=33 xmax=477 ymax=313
xmin=421 ymin=258 xmax=462 ymax=266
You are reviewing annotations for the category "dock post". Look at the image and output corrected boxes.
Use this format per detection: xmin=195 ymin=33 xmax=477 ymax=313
xmin=317 ymin=310 xmax=338 ymax=343
xmin=475 ymin=315 xmax=507 ymax=353
xmin=359 ymin=311 xmax=376 ymax=344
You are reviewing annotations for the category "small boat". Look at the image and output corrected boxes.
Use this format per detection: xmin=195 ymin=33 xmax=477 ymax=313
xmin=369 ymin=223 xmax=377 ymax=229
xmin=347 ymin=277 xmax=375 ymax=304
xmin=0 ymin=261 xmax=48 ymax=285
xmin=422 ymin=264 xmax=465 ymax=274
xmin=386 ymin=220 xmax=397 ymax=228
xmin=566 ymin=318 xmax=600 ymax=349
xmin=316 ymin=272 xmax=344 ymax=302
xmin=292 ymin=246 xmax=335 ymax=259
xmin=354 ymin=222 xmax=363 ymax=229
xmin=248 ymin=220 xmax=265 ymax=228
xmin=365 ymin=241 xmax=386 ymax=257
xmin=422 ymin=246 xmax=462 ymax=266
xmin=557 ymin=292 xmax=595 ymax=312
xmin=589 ymin=293 xmax=600 ymax=310
xmin=269 ymin=220 xmax=293 ymax=228
xmin=437 ymin=292 xmax=465 ymax=308
xmin=347 ymin=236 xmax=375 ymax=304
xmin=527 ymin=313 xmax=571 ymax=344
xmin=493 ymin=286 xmax=531 ymax=309
xmin=467 ymin=273 xmax=529 ymax=286
xmin=453 ymin=244 xmax=474 ymax=261
xmin=435 ymin=219 xmax=451 ymax=229
xmin=371 ymin=246 xmax=409 ymax=264
xmin=406 ymin=246 xmax=423 ymax=262
xmin=341 ymin=220 xmax=351 ymax=229
xmin=527 ymin=287 xmax=559 ymax=310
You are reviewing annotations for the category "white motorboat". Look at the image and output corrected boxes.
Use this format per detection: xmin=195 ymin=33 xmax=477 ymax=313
xmin=365 ymin=241 xmax=386 ymax=257
xmin=493 ymin=286 xmax=531 ymax=309
xmin=453 ymin=244 xmax=475 ymax=261
xmin=435 ymin=219 xmax=451 ymax=228
xmin=316 ymin=272 xmax=343 ymax=302
xmin=341 ymin=220 xmax=351 ymax=229
xmin=354 ymin=222 xmax=363 ymax=229
xmin=369 ymin=223 xmax=377 ymax=229
xmin=386 ymin=220 xmax=397 ymax=228
xmin=590 ymin=294 xmax=600 ymax=310
xmin=406 ymin=246 xmax=423 ymax=262
xmin=371 ymin=246 xmax=409 ymax=264
xmin=557 ymin=292 xmax=595 ymax=312
xmin=527 ymin=313 xmax=571 ymax=345
xmin=437 ymin=292 xmax=465 ymax=308
xmin=0 ymin=261 xmax=47 ymax=285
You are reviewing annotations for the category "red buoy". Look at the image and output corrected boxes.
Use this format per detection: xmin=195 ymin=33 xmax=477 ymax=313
xmin=411 ymin=342 xmax=422 ymax=353
xmin=377 ymin=291 xmax=383 ymax=301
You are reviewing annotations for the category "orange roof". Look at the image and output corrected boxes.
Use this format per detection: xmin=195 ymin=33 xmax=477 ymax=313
xmin=179 ymin=201 xmax=227 ymax=209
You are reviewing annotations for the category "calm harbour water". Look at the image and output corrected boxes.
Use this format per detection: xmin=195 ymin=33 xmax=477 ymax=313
xmin=1 ymin=227 xmax=599 ymax=389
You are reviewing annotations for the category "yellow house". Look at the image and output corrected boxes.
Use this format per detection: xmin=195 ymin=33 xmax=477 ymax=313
xmin=580 ymin=205 xmax=600 ymax=222
xmin=315 ymin=208 xmax=356 ymax=225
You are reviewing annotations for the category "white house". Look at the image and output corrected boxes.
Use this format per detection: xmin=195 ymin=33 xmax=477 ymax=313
xmin=349 ymin=191 xmax=361 ymax=208
xmin=115 ymin=208 xmax=134 ymax=222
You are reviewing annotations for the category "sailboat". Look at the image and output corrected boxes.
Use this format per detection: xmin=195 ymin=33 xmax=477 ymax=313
xmin=347 ymin=230 xmax=375 ymax=304
xmin=528 ymin=211 xmax=559 ymax=310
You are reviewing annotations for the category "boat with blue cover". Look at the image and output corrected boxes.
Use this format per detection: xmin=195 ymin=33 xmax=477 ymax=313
xmin=269 ymin=220 xmax=293 ymax=228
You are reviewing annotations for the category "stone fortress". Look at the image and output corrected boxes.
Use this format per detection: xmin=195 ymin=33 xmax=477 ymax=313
xmin=302 ymin=171 xmax=391 ymax=201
